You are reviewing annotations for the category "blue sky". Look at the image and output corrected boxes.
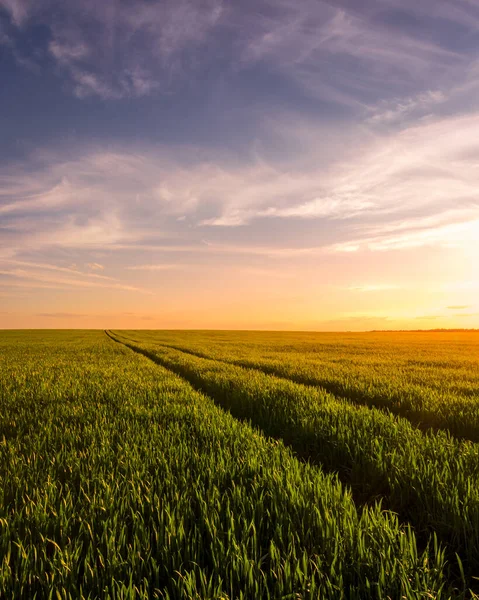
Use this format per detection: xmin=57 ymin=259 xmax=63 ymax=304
xmin=1 ymin=0 xmax=479 ymax=329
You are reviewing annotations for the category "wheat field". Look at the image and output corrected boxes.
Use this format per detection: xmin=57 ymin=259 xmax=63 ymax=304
xmin=1 ymin=329 xmax=479 ymax=598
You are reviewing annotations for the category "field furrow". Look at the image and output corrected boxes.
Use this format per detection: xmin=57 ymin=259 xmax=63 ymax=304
xmin=107 ymin=331 xmax=479 ymax=585
xmin=0 ymin=331 xmax=455 ymax=599
xmin=113 ymin=331 xmax=479 ymax=441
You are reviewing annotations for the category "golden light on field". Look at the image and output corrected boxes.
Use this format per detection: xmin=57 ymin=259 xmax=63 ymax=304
xmin=3 ymin=327 xmax=479 ymax=594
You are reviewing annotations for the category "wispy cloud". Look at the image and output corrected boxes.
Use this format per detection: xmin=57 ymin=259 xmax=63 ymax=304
xmin=335 ymin=218 xmax=479 ymax=253
xmin=0 ymin=266 xmax=151 ymax=293
xmin=110 ymin=242 xmax=325 ymax=258
xmin=1 ymin=259 xmax=113 ymax=280
xmin=0 ymin=0 xmax=30 ymax=26
xmin=2 ymin=0 xmax=224 ymax=98
xmin=3 ymin=107 xmax=479 ymax=264
xmin=126 ymin=264 xmax=181 ymax=271
xmin=237 ymin=0 xmax=465 ymax=111
xmin=87 ymin=262 xmax=104 ymax=271
xmin=3 ymin=0 xmax=477 ymax=107
xmin=2 ymin=0 xmax=479 ymax=330
xmin=385 ymin=0 xmax=479 ymax=31
xmin=367 ymin=90 xmax=446 ymax=125
xmin=199 ymin=111 xmax=479 ymax=255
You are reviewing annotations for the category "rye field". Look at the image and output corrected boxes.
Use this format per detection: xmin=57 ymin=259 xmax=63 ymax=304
xmin=1 ymin=330 xmax=479 ymax=599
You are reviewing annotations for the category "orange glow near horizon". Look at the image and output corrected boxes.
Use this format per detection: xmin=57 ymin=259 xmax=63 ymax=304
xmin=1 ymin=238 xmax=477 ymax=330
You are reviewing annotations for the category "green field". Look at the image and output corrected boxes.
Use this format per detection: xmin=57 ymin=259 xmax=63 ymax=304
xmin=1 ymin=330 xmax=479 ymax=598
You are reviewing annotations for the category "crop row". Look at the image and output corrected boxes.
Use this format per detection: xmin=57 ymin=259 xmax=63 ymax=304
xmin=108 ymin=331 xmax=479 ymax=585
xmin=116 ymin=330 xmax=479 ymax=441
xmin=0 ymin=331 xmax=454 ymax=598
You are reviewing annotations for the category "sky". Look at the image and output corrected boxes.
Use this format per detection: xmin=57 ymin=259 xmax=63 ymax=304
xmin=0 ymin=0 xmax=478 ymax=330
